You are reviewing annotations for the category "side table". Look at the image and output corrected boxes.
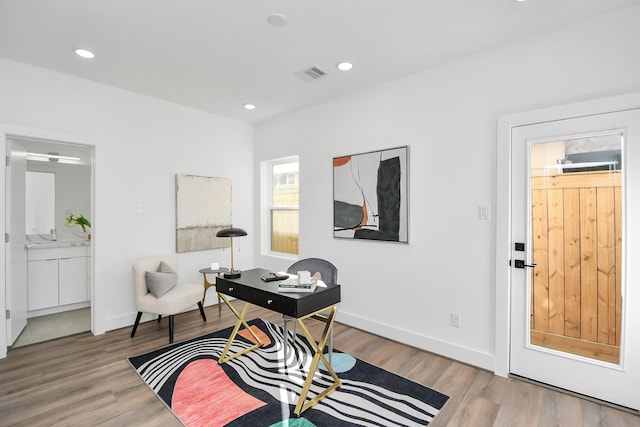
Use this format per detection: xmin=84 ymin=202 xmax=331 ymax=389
xmin=199 ymin=267 xmax=229 ymax=317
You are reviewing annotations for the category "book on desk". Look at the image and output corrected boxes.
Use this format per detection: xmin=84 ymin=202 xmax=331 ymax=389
xmin=260 ymin=272 xmax=289 ymax=282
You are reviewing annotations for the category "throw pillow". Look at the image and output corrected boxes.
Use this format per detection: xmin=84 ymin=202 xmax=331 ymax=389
xmin=145 ymin=261 xmax=178 ymax=298
xmin=158 ymin=261 xmax=175 ymax=274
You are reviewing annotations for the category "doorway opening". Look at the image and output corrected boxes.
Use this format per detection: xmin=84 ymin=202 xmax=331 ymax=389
xmin=5 ymin=135 xmax=94 ymax=348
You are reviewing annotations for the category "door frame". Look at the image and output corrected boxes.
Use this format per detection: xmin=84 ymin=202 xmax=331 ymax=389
xmin=0 ymin=122 xmax=101 ymax=359
xmin=5 ymin=138 xmax=28 ymax=345
xmin=495 ymin=91 xmax=640 ymax=377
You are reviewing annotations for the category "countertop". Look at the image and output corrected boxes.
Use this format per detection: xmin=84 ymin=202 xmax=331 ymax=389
xmin=25 ymin=233 xmax=91 ymax=249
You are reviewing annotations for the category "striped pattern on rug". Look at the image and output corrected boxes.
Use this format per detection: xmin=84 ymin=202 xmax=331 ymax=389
xmin=129 ymin=318 xmax=449 ymax=426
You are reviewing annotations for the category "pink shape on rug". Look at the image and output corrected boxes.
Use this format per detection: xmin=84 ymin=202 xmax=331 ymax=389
xmin=172 ymin=359 xmax=266 ymax=427
xmin=238 ymin=325 xmax=271 ymax=345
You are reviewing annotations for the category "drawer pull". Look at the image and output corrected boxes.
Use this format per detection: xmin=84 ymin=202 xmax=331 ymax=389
xmin=229 ymin=287 xmax=234 ymax=291
xmin=267 ymin=299 xmax=273 ymax=305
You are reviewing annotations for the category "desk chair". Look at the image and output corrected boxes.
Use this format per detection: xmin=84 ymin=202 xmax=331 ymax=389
xmin=131 ymin=256 xmax=206 ymax=344
xmin=284 ymin=258 xmax=338 ymax=364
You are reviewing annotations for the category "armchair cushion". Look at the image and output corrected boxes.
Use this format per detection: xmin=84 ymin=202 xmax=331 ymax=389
xmin=145 ymin=261 xmax=178 ymax=298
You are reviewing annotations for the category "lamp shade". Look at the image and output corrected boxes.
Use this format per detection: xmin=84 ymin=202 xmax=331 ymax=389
xmin=216 ymin=227 xmax=247 ymax=238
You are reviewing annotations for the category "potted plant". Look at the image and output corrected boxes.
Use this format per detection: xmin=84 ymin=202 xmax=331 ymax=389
xmin=65 ymin=213 xmax=92 ymax=239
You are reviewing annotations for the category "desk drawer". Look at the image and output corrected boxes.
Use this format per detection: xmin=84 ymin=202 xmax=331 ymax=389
xmin=216 ymin=280 xmax=297 ymax=316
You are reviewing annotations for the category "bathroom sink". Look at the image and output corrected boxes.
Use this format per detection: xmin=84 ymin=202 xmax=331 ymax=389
xmin=26 ymin=234 xmax=46 ymax=243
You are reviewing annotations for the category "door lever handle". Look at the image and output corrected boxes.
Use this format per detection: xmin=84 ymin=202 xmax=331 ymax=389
xmin=512 ymin=259 xmax=537 ymax=269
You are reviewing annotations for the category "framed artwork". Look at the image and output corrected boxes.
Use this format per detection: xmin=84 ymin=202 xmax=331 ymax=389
xmin=333 ymin=146 xmax=408 ymax=242
xmin=175 ymin=174 xmax=232 ymax=253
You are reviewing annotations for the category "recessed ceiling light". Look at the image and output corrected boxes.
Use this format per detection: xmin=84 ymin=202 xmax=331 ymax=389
xmin=336 ymin=62 xmax=354 ymax=71
xmin=267 ymin=13 xmax=287 ymax=28
xmin=243 ymin=103 xmax=256 ymax=110
xmin=74 ymin=48 xmax=95 ymax=59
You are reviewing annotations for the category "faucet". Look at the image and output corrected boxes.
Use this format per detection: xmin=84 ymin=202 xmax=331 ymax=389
xmin=50 ymin=228 xmax=57 ymax=241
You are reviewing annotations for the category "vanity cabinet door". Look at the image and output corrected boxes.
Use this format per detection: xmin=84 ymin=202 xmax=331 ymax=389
xmin=59 ymin=256 xmax=87 ymax=305
xmin=28 ymin=259 xmax=58 ymax=310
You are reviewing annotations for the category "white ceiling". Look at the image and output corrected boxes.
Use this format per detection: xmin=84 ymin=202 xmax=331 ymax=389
xmin=0 ymin=0 xmax=638 ymax=124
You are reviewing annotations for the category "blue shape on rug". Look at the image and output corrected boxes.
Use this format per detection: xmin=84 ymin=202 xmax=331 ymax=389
xmin=319 ymin=352 xmax=356 ymax=373
xmin=269 ymin=418 xmax=316 ymax=427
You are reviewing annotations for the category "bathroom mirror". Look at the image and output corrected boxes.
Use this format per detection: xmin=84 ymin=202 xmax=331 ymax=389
xmin=25 ymin=171 xmax=55 ymax=234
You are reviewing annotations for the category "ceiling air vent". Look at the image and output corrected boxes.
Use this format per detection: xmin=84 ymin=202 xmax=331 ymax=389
xmin=294 ymin=65 xmax=327 ymax=82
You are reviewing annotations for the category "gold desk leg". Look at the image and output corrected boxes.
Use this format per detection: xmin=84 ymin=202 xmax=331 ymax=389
xmin=293 ymin=305 xmax=341 ymax=416
xmin=217 ymin=293 xmax=264 ymax=364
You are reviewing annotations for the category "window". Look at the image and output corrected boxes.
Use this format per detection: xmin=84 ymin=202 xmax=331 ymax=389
xmin=262 ymin=157 xmax=299 ymax=255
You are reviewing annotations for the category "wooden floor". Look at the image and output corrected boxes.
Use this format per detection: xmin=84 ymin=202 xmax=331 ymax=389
xmin=1 ymin=302 xmax=639 ymax=426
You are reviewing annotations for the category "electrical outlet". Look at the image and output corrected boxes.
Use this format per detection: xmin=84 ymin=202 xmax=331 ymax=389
xmin=450 ymin=312 xmax=461 ymax=328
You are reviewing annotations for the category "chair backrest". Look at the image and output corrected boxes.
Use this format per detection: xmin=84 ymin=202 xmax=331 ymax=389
xmin=287 ymin=258 xmax=338 ymax=284
xmin=132 ymin=255 xmax=178 ymax=300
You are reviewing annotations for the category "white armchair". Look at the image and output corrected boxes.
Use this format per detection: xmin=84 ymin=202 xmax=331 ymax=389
xmin=131 ymin=255 xmax=206 ymax=343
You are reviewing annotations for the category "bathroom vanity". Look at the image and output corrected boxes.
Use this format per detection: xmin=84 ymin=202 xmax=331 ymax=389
xmin=26 ymin=235 xmax=91 ymax=316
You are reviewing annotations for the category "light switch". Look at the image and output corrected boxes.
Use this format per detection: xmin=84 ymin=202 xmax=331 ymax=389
xmin=134 ymin=204 xmax=145 ymax=215
xmin=479 ymin=205 xmax=490 ymax=220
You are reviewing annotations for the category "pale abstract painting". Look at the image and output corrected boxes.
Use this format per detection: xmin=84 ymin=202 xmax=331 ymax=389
xmin=175 ymin=174 xmax=232 ymax=252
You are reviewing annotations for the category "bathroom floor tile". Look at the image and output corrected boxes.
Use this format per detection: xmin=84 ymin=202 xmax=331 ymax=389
xmin=11 ymin=308 xmax=91 ymax=348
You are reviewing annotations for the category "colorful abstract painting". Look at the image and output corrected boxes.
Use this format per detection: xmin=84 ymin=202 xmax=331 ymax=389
xmin=333 ymin=146 xmax=408 ymax=242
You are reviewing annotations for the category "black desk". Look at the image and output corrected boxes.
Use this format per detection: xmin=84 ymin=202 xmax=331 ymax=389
xmin=216 ymin=267 xmax=341 ymax=415
xmin=215 ymin=268 xmax=340 ymax=317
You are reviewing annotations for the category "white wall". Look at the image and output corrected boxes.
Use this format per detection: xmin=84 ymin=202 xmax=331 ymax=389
xmin=0 ymin=57 xmax=255 ymax=356
xmin=254 ymin=5 xmax=640 ymax=370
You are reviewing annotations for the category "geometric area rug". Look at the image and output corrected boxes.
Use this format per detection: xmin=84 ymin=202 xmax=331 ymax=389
xmin=128 ymin=318 xmax=449 ymax=426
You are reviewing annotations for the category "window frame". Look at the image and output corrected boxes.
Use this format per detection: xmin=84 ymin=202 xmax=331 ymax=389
xmin=260 ymin=155 xmax=299 ymax=259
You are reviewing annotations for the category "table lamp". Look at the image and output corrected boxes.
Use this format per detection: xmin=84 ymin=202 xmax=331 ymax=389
xmin=216 ymin=227 xmax=247 ymax=279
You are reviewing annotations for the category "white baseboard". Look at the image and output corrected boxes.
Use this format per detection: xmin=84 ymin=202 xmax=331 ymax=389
xmin=28 ymin=301 xmax=90 ymax=318
xmin=336 ymin=311 xmax=495 ymax=372
xmin=105 ymin=305 xmax=495 ymax=372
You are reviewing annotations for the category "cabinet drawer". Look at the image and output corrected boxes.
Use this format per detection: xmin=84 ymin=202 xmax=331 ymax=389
xmin=28 ymin=246 xmax=86 ymax=261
